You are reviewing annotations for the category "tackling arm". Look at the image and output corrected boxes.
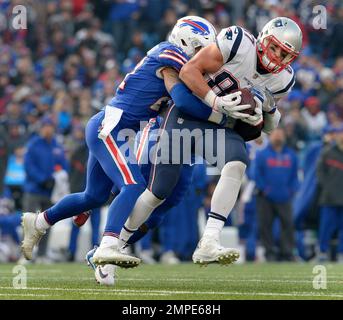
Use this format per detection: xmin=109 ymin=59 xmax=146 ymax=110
xmin=179 ymin=43 xmax=224 ymax=106
xmin=161 ymin=67 xmax=226 ymax=125
xmin=178 ymin=44 xmax=254 ymax=121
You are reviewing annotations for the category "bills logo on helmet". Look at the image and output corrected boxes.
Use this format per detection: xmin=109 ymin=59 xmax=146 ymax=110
xmin=179 ymin=19 xmax=210 ymax=36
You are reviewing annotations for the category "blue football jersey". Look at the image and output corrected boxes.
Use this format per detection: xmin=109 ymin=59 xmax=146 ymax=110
xmin=108 ymin=42 xmax=189 ymax=130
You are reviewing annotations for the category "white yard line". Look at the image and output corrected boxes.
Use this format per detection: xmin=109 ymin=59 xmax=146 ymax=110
xmin=1 ymin=276 xmax=342 ymax=284
xmin=0 ymin=286 xmax=342 ymax=298
xmin=0 ymin=293 xmax=49 ymax=297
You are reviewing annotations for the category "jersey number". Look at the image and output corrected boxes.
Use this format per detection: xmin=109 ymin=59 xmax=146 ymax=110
xmin=207 ymin=70 xmax=239 ymax=96
xmin=118 ymin=57 xmax=147 ymax=90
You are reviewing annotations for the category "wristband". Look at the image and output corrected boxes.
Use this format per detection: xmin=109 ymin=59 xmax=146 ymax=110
xmin=204 ymin=90 xmax=218 ymax=110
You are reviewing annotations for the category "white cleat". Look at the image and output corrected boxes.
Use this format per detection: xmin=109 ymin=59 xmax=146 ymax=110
xmin=21 ymin=212 xmax=46 ymax=260
xmin=95 ymin=264 xmax=117 ymax=286
xmin=192 ymin=236 xmax=240 ymax=266
xmin=92 ymin=245 xmax=141 ymax=268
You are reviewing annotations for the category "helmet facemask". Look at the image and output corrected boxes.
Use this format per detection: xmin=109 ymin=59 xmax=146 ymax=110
xmin=257 ymin=35 xmax=299 ymax=74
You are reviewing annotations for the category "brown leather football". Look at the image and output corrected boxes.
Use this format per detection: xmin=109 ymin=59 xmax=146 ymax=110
xmin=230 ymin=87 xmax=256 ymax=115
xmin=230 ymin=87 xmax=264 ymax=141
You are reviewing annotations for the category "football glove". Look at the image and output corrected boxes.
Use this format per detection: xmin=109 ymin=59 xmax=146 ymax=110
xmin=239 ymin=97 xmax=263 ymax=127
xmin=204 ymin=90 xmax=252 ymax=119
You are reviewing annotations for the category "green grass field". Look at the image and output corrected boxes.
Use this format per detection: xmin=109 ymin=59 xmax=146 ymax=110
xmin=0 ymin=262 xmax=342 ymax=300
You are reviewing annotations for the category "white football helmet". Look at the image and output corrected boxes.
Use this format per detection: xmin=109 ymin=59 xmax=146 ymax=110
xmin=168 ymin=16 xmax=217 ymax=57
xmin=257 ymin=17 xmax=302 ymax=73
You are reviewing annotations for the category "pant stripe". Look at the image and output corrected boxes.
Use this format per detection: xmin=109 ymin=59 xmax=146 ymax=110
xmin=136 ymin=119 xmax=154 ymax=164
xmin=148 ymin=104 xmax=175 ymax=191
xmin=103 ymin=135 xmax=137 ymax=185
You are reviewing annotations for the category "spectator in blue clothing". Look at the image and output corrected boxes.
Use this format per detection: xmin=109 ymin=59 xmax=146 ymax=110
xmin=294 ymin=126 xmax=336 ymax=261
xmin=0 ymin=195 xmax=22 ymax=262
xmin=23 ymin=115 xmax=68 ymax=261
xmin=317 ymin=124 xmax=343 ymax=262
xmin=4 ymin=145 xmax=26 ymax=211
xmin=238 ymin=136 xmax=268 ymax=262
xmin=255 ymin=127 xmax=299 ymax=261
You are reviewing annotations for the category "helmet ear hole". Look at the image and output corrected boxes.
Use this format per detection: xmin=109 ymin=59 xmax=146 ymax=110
xmin=181 ymin=39 xmax=187 ymax=46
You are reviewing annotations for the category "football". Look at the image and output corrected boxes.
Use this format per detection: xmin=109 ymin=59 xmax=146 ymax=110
xmin=230 ymin=87 xmax=257 ymax=115
xmin=230 ymin=87 xmax=264 ymax=142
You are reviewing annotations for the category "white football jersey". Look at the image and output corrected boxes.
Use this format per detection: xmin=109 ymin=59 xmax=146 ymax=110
xmin=206 ymin=26 xmax=295 ymax=100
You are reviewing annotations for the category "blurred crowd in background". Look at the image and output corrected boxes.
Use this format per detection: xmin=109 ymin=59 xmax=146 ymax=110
xmin=0 ymin=0 xmax=343 ymax=264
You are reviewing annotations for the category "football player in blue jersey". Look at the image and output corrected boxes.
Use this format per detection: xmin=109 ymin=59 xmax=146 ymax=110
xmin=86 ymin=116 xmax=197 ymax=285
xmin=117 ymin=17 xmax=302 ymax=266
xmin=21 ymin=16 xmax=252 ymax=267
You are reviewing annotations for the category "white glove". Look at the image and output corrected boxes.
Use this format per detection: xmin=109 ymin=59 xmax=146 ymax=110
xmin=250 ymin=86 xmax=276 ymax=113
xmin=239 ymin=97 xmax=263 ymax=127
xmin=204 ymin=90 xmax=252 ymax=119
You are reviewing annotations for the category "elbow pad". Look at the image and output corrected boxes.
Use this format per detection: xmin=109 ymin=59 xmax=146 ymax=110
xmin=262 ymin=109 xmax=281 ymax=134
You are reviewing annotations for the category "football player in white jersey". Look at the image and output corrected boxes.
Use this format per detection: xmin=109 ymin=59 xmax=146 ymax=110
xmin=178 ymin=16 xmax=302 ymax=264
xmin=117 ymin=17 xmax=303 ymax=267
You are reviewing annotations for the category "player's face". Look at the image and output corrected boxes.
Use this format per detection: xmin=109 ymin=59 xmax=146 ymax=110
xmin=270 ymin=128 xmax=285 ymax=148
xmin=268 ymin=43 xmax=289 ymax=62
xmin=259 ymin=36 xmax=298 ymax=73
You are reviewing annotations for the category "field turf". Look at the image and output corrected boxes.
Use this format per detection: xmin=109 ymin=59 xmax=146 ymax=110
xmin=0 ymin=262 xmax=342 ymax=300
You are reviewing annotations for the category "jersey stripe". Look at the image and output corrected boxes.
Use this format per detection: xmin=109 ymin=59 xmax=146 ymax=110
xmin=159 ymin=54 xmax=185 ymax=66
xmin=164 ymin=50 xmax=188 ymax=63
xmin=272 ymin=72 xmax=295 ymax=95
xmin=104 ymin=135 xmax=137 ymax=185
xmin=227 ymin=27 xmax=243 ymax=63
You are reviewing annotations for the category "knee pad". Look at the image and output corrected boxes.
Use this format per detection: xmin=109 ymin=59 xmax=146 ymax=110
xmin=221 ymin=161 xmax=247 ymax=181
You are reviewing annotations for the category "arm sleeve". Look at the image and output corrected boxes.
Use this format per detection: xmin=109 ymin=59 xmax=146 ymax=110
xmin=169 ymin=83 xmax=214 ymax=120
xmin=262 ymin=109 xmax=281 ymax=134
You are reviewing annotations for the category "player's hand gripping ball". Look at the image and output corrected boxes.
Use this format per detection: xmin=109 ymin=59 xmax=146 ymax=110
xmin=229 ymin=88 xmax=264 ymax=141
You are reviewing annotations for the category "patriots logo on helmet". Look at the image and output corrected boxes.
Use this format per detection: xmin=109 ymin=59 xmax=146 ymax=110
xmin=179 ymin=19 xmax=210 ymax=36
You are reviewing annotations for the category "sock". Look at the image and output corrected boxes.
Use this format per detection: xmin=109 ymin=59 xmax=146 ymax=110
xmin=35 ymin=212 xmax=51 ymax=232
xmin=127 ymin=225 xmax=148 ymax=245
xmin=104 ymin=184 xmax=145 ymax=235
xmin=124 ymin=189 xmax=165 ymax=231
xmin=203 ymin=215 xmax=226 ymax=239
xmin=119 ymin=225 xmax=136 ymax=243
xmin=210 ymin=161 xmax=245 ymax=217
xmin=100 ymin=235 xmax=118 ymax=248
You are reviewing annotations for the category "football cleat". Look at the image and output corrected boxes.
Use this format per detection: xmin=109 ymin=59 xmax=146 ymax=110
xmin=86 ymin=246 xmax=116 ymax=286
xmin=21 ymin=212 xmax=46 ymax=260
xmin=92 ymin=245 xmax=141 ymax=268
xmin=192 ymin=235 xmax=240 ymax=266
xmin=86 ymin=246 xmax=98 ymax=271
xmin=73 ymin=211 xmax=91 ymax=227
xmin=95 ymin=264 xmax=116 ymax=286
